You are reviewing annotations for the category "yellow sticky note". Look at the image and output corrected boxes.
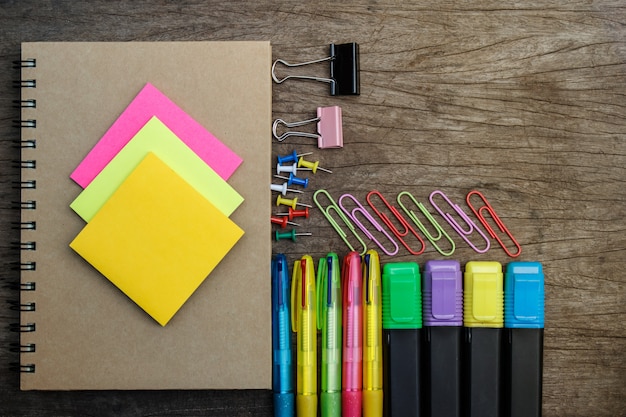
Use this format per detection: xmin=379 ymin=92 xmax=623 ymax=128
xmin=70 ymin=116 xmax=243 ymax=222
xmin=70 ymin=153 xmax=244 ymax=326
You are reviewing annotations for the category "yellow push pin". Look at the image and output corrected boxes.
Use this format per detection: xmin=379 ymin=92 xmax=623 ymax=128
xmin=276 ymin=195 xmax=312 ymax=209
xmin=297 ymin=156 xmax=332 ymax=174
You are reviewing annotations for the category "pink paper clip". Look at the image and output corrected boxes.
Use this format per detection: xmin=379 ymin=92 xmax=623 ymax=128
xmin=429 ymin=190 xmax=491 ymax=253
xmin=338 ymin=193 xmax=399 ymax=256
xmin=366 ymin=190 xmax=426 ymax=255
xmin=272 ymin=106 xmax=343 ymax=149
xmin=466 ymin=190 xmax=522 ymax=257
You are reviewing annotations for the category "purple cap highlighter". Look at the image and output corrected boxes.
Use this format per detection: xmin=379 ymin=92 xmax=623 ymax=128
xmin=423 ymin=260 xmax=463 ymax=326
xmin=423 ymin=260 xmax=463 ymax=417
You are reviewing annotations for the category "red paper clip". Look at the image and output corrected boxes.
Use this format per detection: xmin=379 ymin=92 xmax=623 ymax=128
xmin=466 ymin=190 xmax=521 ymax=257
xmin=366 ymin=190 xmax=425 ymax=255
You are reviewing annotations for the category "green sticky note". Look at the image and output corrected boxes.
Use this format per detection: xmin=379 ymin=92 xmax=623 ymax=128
xmin=71 ymin=116 xmax=244 ymax=222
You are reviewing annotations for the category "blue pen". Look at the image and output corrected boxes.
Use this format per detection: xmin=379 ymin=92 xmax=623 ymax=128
xmin=272 ymin=254 xmax=295 ymax=417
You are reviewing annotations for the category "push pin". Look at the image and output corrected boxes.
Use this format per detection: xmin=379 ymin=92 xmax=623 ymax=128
xmin=276 ymin=195 xmax=312 ymax=210
xmin=275 ymin=173 xmax=309 ymax=188
xmin=270 ymin=182 xmax=304 ymax=196
xmin=276 ymin=207 xmax=310 ymax=221
xmin=275 ymin=229 xmax=313 ymax=242
xmin=277 ymin=150 xmax=313 ymax=165
xmin=271 ymin=42 xmax=360 ymax=96
xmin=298 ymin=157 xmax=332 ymax=174
xmin=273 ymin=106 xmax=343 ymax=149
xmin=276 ymin=162 xmax=310 ymax=176
xmin=271 ymin=216 xmax=300 ymax=229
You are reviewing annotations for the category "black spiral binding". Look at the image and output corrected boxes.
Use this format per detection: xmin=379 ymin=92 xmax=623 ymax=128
xmin=13 ymin=58 xmax=37 ymax=373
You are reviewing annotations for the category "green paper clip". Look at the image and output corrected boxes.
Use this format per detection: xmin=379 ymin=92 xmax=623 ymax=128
xmin=313 ymin=189 xmax=367 ymax=255
xmin=397 ymin=191 xmax=455 ymax=256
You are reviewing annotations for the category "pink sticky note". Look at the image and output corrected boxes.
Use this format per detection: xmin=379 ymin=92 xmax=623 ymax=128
xmin=70 ymin=83 xmax=242 ymax=188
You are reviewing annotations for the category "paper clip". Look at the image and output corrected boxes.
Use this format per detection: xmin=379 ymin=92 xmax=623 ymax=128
xmin=396 ymin=191 xmax=456 ymax=256
xmin=338 ymin=193 xmax=399 ymax=256
xmin=273 ymin=106 xmax=343 ymax=149
xmin=313 ymin=189 xmax=367 ymax=255
xmin=428 ymin=190 xmax=490 ymax=253
xmin=366 ymin=190 xmax=426 ymax=255
xmin=271 ymin=43 xmax=360 ymax=96
xmin=466 ymin=190 xmax=522 ymax=257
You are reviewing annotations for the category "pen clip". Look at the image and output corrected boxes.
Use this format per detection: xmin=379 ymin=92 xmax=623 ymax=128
xmin=316 ymin=256 xmax=327 ymax=329
xmin=429 ymin=190 xmax=490 ymax=253
xmin=301 ymin=259 xmax=307 ymax=309
xmin=276 ymin=256 xmax=285 ymax=308
xmin=364 ymin=253 xmax=371 ymax=304
xmin=290 ymin=260 xmax=300 ymax=332
xmin=466 ymin=190 xmax=521 ymax=257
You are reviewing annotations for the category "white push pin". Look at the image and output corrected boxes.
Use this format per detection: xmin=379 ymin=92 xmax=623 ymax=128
xmin=270 ymin=183 xmax=304 ymax=196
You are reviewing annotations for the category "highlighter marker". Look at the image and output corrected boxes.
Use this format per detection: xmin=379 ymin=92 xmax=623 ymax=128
xmin=290 ymin=256 xmax=317 ymax=417
xmin=362 ymin=250 xmax=383 ymax=417
xmin=271 ymin=254 xmax=295 ymax=417
xmin=463 ymin=261 xmax=503 ymax=417
xmin=342 ymin=251 xmax=363 ymax=417
xmin=317 ymin=253 xmax=342 ymax=417
xmin=503 ymin=262 xmax=544 ymax=417
xmin=423 ymin=260 xmax=463 ymax=417
xmin=382 ymin=262 xmax=422 ymax=417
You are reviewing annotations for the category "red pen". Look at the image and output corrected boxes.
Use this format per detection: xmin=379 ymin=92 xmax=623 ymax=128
xmin=342 ymin=251 xmax=363 ymax=417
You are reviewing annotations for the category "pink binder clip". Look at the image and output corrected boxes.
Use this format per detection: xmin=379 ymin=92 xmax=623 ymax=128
xmin=272 ymin=106 xmax=343 ymax=149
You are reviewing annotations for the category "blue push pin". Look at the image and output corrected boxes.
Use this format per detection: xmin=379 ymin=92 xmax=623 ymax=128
xmin=274 ymin=173 xmax=309 ymax=188
xmin=277 ymin=150 xmax=313 ymax=165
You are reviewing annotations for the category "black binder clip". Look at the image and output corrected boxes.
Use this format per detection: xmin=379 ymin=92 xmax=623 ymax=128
xmin=272 ymin=43 xmax=360 ymax=96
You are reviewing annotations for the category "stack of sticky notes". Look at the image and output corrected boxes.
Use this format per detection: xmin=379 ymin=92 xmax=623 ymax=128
xmin=69 ymin=83 xmax=245 ymax=326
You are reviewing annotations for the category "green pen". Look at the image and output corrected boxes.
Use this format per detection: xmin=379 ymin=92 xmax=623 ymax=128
xmin=316 ymin=253 xmax=343 ymax=417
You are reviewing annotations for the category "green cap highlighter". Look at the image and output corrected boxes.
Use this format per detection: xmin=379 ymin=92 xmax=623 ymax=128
xmin=382 ymin=262 xmax=423 ymax=417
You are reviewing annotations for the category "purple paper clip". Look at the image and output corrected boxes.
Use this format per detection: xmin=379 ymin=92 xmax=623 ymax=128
xmin=428 ymin=190 xmax=490 ymax=253
xmin=338 ymin=193 xmax=399 ymax=256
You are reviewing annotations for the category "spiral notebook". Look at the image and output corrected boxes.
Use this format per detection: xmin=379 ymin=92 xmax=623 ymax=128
xmin=17 ymin=42 xmax=272 ymax=390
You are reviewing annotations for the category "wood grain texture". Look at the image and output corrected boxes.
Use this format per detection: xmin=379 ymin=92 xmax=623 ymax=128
xmin=1 ymin=1 xmax=624 ymax=416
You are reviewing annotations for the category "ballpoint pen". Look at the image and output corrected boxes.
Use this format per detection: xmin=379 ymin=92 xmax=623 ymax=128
xmin=271 ymin=254 xmax=294 ymax=417
xmin=362 ymin=249 xmax=383 ymax=417
xmin=316 ymin=253 xmax=342 ymax=417
xmin=423 ymin=260 xmax=463 ymax=417
xmin=342 ymin=251 xmax=363 ymax=417
xmin=382 ymin=262 xmax=423 ymax=417
xmin=291 ymin=255 xmax=317 ymax=417
xmin=463 ymin=261 xmax=504 ymax=417
xmin=503 ymin=262 xmax=544 ymax=417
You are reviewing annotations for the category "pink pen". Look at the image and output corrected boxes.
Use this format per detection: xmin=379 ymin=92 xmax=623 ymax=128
xmin=342 ymin=251 xmax=363 ymax=417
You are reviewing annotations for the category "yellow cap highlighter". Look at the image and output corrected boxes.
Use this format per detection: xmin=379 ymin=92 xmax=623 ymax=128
xmin=291 ymin=255 xmax=317 ymax=417
xmin=463 ymin=261 xmax=504 ymax=417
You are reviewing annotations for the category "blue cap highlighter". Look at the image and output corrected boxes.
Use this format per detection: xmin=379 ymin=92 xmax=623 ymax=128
xmin=503 ymin=262 xmax=545 ymax=417
xmin=271 ymin=254 xmax=295 ymax=417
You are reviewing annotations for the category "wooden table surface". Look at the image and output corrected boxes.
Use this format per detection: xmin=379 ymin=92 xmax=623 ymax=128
xmin=1 ymin=1 xmax=624 ymax=416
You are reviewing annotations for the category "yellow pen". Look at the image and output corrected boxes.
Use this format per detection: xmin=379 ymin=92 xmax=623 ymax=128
xmin=291 ymin=255 xmax=317 ymax=417
xmin=362 ymin=249 xmax=383 ymax=417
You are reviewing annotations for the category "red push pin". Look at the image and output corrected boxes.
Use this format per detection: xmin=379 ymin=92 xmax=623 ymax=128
xmin=276 ymin=207 xmax=310 ymax=221
xmin=271 ymin=215 xmax=300 ymax=229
